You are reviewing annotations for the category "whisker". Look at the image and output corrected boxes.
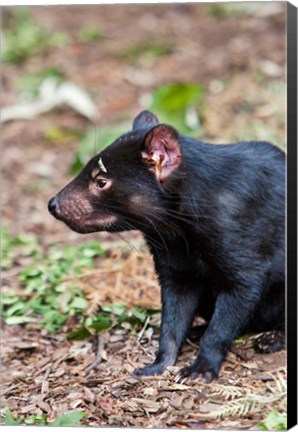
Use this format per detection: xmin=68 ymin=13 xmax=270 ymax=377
xmin=95 ymin=203 xmax=167 ymax=253
xmin=148 ymin=212 xmax=190 ymax=257
xmin=115 ymin=232 xmax=140 ymax=254
xmin=144 ymin=215 xmax=170 ymax=259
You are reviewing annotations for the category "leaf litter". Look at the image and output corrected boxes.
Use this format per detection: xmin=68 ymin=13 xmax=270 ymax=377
xmin=1 ymin=243 xmax=286 ymax=428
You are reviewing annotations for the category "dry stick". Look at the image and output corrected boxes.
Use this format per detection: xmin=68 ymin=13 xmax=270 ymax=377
xmin=138 ymin=316 xmax=150 ymax=341
xmin=186 ymin=339 xmax=200 ymax=350
xmin=85 ymin=334 xmax=105 ymax=373
xmin=40 ymin=366 xmax=51 ymax=400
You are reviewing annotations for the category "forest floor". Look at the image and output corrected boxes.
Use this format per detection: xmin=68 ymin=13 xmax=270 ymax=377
xmin=2 ymin=3 xmax=286 ymax=429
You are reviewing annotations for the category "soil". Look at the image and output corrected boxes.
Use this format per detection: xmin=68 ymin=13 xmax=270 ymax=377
xmin=2 ymin=3 xmax=286 ymax=429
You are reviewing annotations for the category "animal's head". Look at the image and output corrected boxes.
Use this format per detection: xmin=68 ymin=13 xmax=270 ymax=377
xmin=48 ymin=111 xmax=184 ymax=234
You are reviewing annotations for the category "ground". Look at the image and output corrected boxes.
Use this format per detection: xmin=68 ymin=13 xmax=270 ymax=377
xmin=2 ymin=3 xmax=286 ymax=429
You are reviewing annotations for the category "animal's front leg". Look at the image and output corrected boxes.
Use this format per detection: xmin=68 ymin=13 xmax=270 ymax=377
xmin=176 ymin=287 xmax=261 ymax=383
xmin=132 ymin=283 xmax=199 ymax=377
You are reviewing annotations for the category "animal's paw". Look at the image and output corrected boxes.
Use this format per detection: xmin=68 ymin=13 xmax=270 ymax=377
xmin=132 ymin=362 xmax=166 ymax=378
xmin=175 ymin=365 xmax=216 ymax=384
xmin=253 ymin=331 xmax=285 ymax=354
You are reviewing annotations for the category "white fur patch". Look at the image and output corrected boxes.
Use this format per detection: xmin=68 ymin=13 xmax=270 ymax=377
xmin=98 ymin=157 xmax=107 ymax=173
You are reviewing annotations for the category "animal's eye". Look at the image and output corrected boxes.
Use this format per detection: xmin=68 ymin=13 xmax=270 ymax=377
xmin=96 ymin=178 xmax=109 ymax=189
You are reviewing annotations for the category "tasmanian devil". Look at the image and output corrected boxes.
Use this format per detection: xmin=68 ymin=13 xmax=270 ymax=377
xmin=48 ymin=111 xmax=285 ymax=382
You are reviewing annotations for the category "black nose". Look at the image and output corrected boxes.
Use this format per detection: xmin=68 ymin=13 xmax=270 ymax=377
xmin=48 ymin=196 xmax=58 ymax=215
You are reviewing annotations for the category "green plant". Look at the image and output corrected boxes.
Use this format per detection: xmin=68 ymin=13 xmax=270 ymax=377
xmin=259 ymin=409 xmax=287 ymax=430
xmin=1 ymin=227 xmax=39 ymax=270
xmin=4 ymin=410 xmax=21 ymax=425
xmin=145 ymin=83 xmax=205 ymax=136
xmin=2 ymin=7 xmax=69 ymax=64
xmin=1 ymin=229 xmax=105 ymax=333
xmin=123 ymin=40 xmax=172 ymax=64
xmin=79 ymin=25 xmax=102 ymax=42
xmin=209 ymin=2 xmax=262 ymax=18
xmin=3 ymin=409 xmax=86 ymax=426
xmin=67 ymin=305 xmax=160 ymax=340
xmin=43 ymin=126 xmax=83 ymax=145
xmin=2 ymin=228 xmax=160 ymax=336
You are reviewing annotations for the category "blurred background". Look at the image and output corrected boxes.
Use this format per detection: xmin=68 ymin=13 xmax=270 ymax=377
xmin=2 ymin=2 xmax=286 ymax=236
xmin=2 ymin=3 xmax=287 ymax=429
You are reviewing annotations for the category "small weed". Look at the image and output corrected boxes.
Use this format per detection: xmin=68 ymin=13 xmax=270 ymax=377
xmin=1 ymin=229 xmax=105 ymax=333
xmin=79 ymin=25 xmax=103 ymax=42
xmin=3 ymin=410 xmax=21 ymax=425
xmin=2 ymin=7 xmax=69 ymax=64
xmin=44 ymin=126 xmax=83 ymax=145
xmin=1 ymin=227 xmax=39 ymax=270
xmin=3 ymin=409 xmax=86 ymax=426
xmin=209 ymin=2 xmax=262 ymax=18
xmin=2 ymin=228 xmax=160 ymax=336
xmin=123 ymin=40 xmax=173 ymax=64
xmin=67 ymin=306 xmax=160 ymax=340
xmin=258 ymin=409 xmax=287 ymax=430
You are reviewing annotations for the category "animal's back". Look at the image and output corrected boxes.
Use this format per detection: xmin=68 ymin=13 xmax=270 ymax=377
xmin=178 ymin=139 xmax=285 ymax=332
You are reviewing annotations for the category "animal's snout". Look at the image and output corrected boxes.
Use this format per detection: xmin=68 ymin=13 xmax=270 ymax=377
xmin=48 ymin=196 xmax=59 ymax=216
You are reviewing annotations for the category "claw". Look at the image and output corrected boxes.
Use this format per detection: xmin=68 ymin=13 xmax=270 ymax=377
xmin=175 ymin=366 xmax=216 ymax=383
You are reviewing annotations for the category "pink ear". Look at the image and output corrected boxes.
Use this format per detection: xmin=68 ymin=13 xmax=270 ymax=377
xmin=141 ymin=125 xmax=181 ymax=181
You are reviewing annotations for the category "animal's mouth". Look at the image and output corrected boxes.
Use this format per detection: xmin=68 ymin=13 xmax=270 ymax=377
xmin=48 ymin=195 xmax=119 ymax=233
xmin=61 ymin=215 xmax=118 ymax=234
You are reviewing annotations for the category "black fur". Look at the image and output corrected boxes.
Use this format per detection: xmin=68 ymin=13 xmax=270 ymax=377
xmin=49 ymin=111 xmax=285 ymax=382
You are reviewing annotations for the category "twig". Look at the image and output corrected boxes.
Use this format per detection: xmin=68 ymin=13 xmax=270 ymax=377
xmin=85 ymin=334 xmax=105 ymax=373
xmin=138 ymin=316 xmax=150 ymax=341
xmin=41 ymin=366 xmax=51 ymax=399
xmin=186 ymin=338 xmax=199 ymax=349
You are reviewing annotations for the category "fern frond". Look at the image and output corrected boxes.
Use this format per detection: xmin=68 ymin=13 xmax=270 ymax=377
xmin=199 ymin=374 xmax=286 ymax=420
xmin=211 ymin=384 xmax=244 ymax=400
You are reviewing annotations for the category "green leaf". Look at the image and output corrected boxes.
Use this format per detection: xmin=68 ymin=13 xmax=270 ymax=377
xmin=147 ymin=83 xmax=205 ymax=136
xmin=67 ymin=326 xmax=92 ymax=341
xmin=69 ymin=297 xmax=88 ymax=310
xmin=79 ymin=25 xmax=102 ymax=42
xmin=1 ymin=294 xmax=19 ymax=305
xmin=6 ymin=316 xmax=36 ymax=325
xmin=131 ymin=307 xmax=147 ymax=323
xmin=4 ymin=410 xmax=21 ymax=425
xmin=79 ymin=241 xmax=104 ymax=258
xmin=259 ymin=409 xmax=287 ymax=430
xmin=50 ymin=411 xmax=86 ymax=426
xmin=5 ymin=301 xmax=28 ymax=317
xmin=2 ymin=231 xmax=106 ymax=334
xmin=24 ymin=414 xmax=47 ymax=425
xmin=90 ymin=315 xmax=112 ymax=332
xmin=101 ymin=303 xmax=126 ymax=315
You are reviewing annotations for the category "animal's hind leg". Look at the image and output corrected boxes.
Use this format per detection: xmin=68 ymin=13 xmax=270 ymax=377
xmin=253 ymin=331 xmax=285 ymax=353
